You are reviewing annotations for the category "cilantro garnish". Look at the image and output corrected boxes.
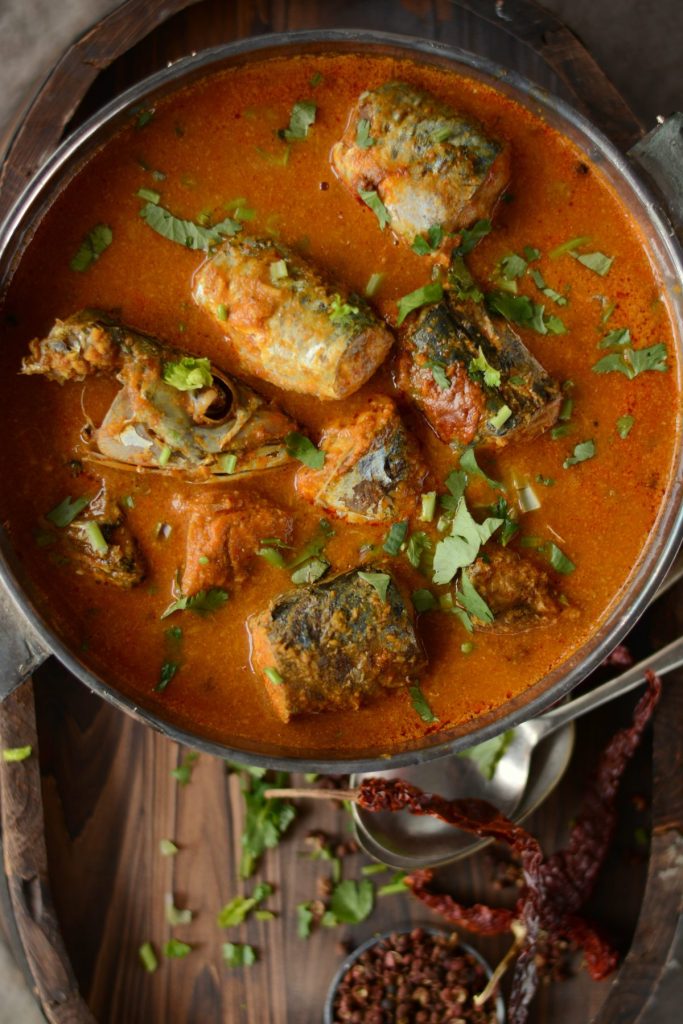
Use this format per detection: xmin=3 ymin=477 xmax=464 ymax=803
xmin=358 ymin=187 xmax=391 ymax=229
xmin=281 ymin=100 xmax=317 ymax=141
xmin=223 ymin=942 xmax=256 ymax=967
xmin=156 ymin=661 xmax=179 ymax=693
xmin=459 ymin=447 xmax=504 ymax=490
xmin=593 ymin=344 xmax=668 ymax=378
xmin=46 ymin=494 xmax=92 ymax=528
xmin=486 ymin=290 xmax=567 ymax=335
xmin=469 ymin=346 xmax=501 ymax=388
xmin=396 ymin=282 xmax=443 ymax=325
xmin=409 ymin=684 xmax=439 ymax=724
xmin=454 ymin=219 xmax=492 ymax=255
xmin=290 ymin=557 xmax=329 ymax=585
xmin=563 ymin=439 xmax=596 ymax=468
xmin=616 ymin=414 xmax=635 ymax=438
xmin=383 ymin=520 xmax=409 ymax=556
xmin=357 ymin=571 xmax=391 ymax=602
xmin=164 ymin=939 xmax=192 ymax=959
xmin=285 ymin=431 xmax=325 ymax=469
xmin=412 ymin=588 xmax=438 ymax=612
xmin=456 ymin=571 xmax=494 ymax=624
xmin=217 ymin=883 xmax=272 ymax=927
xmin=140 ymin=202 xmax=240 ymax=250
xmin=448 ymin=255 xmax=484 ymax=302
xmin=297 ymin=902 xmax=314 ymax=939
xmin=432 ymin=497 xmax=502 ymax=585
xmin=598 ymin=327 xmax=630 ymax=349
xmin=162 ymin=356 xmax=212 ymax=391
xmin=412 ymin=224 xmax=444 ymax=255
xmin=69 ymin=224 xmax=112 ymax=272
xmin=356 ymin=118 xmax=375 ymax=148
xmin=161 ymin=588 xmax=228 ymax=619
xmin=573 ymin=250 xmax=614 ymax=276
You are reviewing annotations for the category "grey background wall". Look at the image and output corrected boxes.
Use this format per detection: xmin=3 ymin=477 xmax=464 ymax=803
xmin=0 ymin=1 xmax=680 ymax=1021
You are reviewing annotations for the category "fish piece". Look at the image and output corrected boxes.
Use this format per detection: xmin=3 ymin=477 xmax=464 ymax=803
xmin=331 ymin=81 xmax=510 ymax=254
xmin=192 ymin=236 xmax=394 ymax=399
xmin=64 ymin=485 xmax=145 ymax=587
xmin=296 ymin=395 xmax=427 ymax=523
xmin=395 ymin=296 xmax=561 ymax=449
xmin=250 ymin=567 xmax=426 ymax=722
xmin=466 ymin=545 xmax=564 ymax=633
xmin=181 ymin=491 xmax=293 ymax=596
xmin=22 ymin=310 xmax=297 ymax=478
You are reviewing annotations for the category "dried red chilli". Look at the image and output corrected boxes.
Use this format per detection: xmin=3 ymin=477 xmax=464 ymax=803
xmin=355 ymin=671 xmax=661 ymax=1024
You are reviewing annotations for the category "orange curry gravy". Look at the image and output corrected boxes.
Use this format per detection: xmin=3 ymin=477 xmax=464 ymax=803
xmin=0 ymin=54 xmax=679 ymax=757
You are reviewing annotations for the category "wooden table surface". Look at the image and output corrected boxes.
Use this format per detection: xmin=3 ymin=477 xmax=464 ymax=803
xmin=0 ymin=2 xmax=682 ymax=1023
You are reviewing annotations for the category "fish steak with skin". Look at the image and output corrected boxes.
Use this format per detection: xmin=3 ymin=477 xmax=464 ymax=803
xmin=296 ymin=395 xmax=428 ymax=523
xmin=193 ymin=236 xmax=394 ymax=399
xmin=395 ymin=295 xmax=561 ymax=449
xmin=331 ymin=80 xmax=510 ymax=255
xmin=22 ymin=309 xmax=297 ymax=478
xmin=249 ymin=567 xmax=426 ymax=722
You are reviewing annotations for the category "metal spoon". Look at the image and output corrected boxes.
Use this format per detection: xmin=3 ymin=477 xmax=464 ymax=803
xmin=352 ymin=558 xmax=683 ymax=868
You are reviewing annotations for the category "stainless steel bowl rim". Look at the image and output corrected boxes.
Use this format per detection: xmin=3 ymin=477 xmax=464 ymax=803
xmin=0 ymin=29 xmax=681 ymax=772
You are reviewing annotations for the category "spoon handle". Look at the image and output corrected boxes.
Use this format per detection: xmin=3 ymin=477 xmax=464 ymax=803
xmin=534 ymin=633 xmax=683 ymax=739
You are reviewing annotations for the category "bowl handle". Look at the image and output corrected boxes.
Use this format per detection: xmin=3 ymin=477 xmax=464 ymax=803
xmin=629 ymin=113 xmax=683 ymax=238
xmin=0 ymin=583 xmax=50 ymax=702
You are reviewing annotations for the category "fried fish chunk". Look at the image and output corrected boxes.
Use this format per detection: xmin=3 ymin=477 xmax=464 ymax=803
xmin=250 ymin=567 xmax=426 ymax=721
xmin=466 ymin=545 xmax=564 ymax=633
xmin=331 ymin=81 xmax=510 ymax=254
xmin=192 ymin=236 xmax=394 ymax=399
xmin=296 ymin=395 xmax=427 ymax=524
xmin=395 ymin=296 xmax=561 ymax=449
xmin=64 ymin=485 xmax=145 ymax=588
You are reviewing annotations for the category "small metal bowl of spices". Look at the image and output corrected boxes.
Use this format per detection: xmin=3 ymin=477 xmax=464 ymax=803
xmin=323 ymin=926 xmax=505 ymax=1024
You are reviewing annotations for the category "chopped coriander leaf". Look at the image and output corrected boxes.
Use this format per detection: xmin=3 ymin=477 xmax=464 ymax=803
xmin=459 ymin=447 xmax=503 ymax=490
xmin=454 ymin=218 xmax=492 ymax=255
xmin=573 ymin=250 xmax=614 ymax=276
xmin=139 ymin=942 xmax=158 ymax=973
xmin=488 ymin=405 xmax=512 ymax=431
xmin=523 ymin=245 xmax=541 ymax=261
xmin=546 ymin=542 xmax=575 ymax=574
xmin=218 ymin=453 xmax=238 ymax=474
xmin=486 ymin=291 xmax=556 ymax=335
xmin=82 ymin=521 xmax=108 ymax=555
xmin=2 ymin=746 xmax=32 ymax=763
xmin=136 ymin=186 xmax=160 ymax=204
xmin=140 ymin=202 xmax=241 ymax=250
xmin=161 ymin=587 xmax=228 ymax=619
xmin=46 ymin=494 xmax=91 ymax=527
xmin=448 ymin=254 xmax=484 ymax=302
xmin=362 ymin=863 xmax=389 ymax=876
xmin=549 ymin=235 xmax=591 ymax=259
xmin=328 ymin=293 xmax=370 ymax=329
xmin=428 ymin=361 xmax=450 ymax=390
xmin=616 ymin=414 xmax=635 ymax=438
xmin=551 ymin=423 xmax=572 ymax=439
xmin=456 ymin=571 xmax=494 ymax=624
xmin=469 ymin=346 xmax=501 ymax=388
xmin=165 ymin=894 xmax=193 ymax=926
xmin=269 ymin=259 xmax=288 ymax=283
xmin=310 ymin=71 xmax=323 ymax=87
xmin=282 ymin=100 xmax=317 ymax=141
xmin=163 ymin=356 xmax=212 ymax=391
xmin=264 ymin=667 xmax=284 ymax=685
xmin=357 ymin=571 xmax=391 ymax=602
xmin=258 ymin=545 xmax=286 ymax=568
xmin=598 ymin=327 xmax=631 ymax=348
xmin=498 ymin=252 xmax=527 ymax=280
xmin=409 ymin=683 xmax=439 ymax=724
xmin=160 ymin=838 xmax=179 ymax=856
xmin=237 ymin=770 xmax=296 ymax=879
xmin=445 ymin=469 xmax=468 ymax=503
xmin=432 ymin=497 xmax=502 ymax=585
xmin=364 ymin=271 xmax=384 ymax=297
xmin=563 ymin=439 xmax=596 ymax=468
xmin=536 ymin=474 xmax=555 ymax=487
xmin=420 ymin=491 xmax=437 ymax=522
xmin=559 ymin=397 xmax=573 ymax=422
xmin=297 ymin=902 xmax=314 ymax=938
xmin=378 ymin=871 xmax=409 ymax=896
xmin=459 ymin=730 xmax=514 ymax=780
xmin=405 ymin=531 xmax=431 ymax=570
xmin=156 ymin=661 xmax=179 ymax=693
xmin=383 ymin=520 xmax=409 ymax=555
xmin=164 ymin=939 xmax=192 ymax=959
xmin=356 ymin=118 xmax=375 ymax=148
xmin=396 ymin=282 xmax=443 ymax=325
xmin=285 ymin=431 xmax=325 ymax=469
xmin=412 ymin=588 xmax=438 ymax=612
xmin=171 ymin=751 xmax=198 ymax=785
xmin=69 ymin=224 xmax=113 ymax=272
xmin=217 ymin=883 xmax=272 ymax=927
xmin=159 ymin=445 xmax=172 ymax=467
xmin=411 ymin=224 xmax=444 ymax=255
xmin=135 ymin=108 xmax=155 ymax=129
xmin=529 ymin=268 xmax=568 ymax=306
xmin=255 ymin=910 xmax=275 ymax=921
xmin=452 ymin=606 xmax=474 ymax=632
xmin=358 ymin=188 xmax=391 ymax=229
xmin=290 ymin=556 xmax=329 ymax=584
xmin=461 ymin=641 xmax=475 ymax=654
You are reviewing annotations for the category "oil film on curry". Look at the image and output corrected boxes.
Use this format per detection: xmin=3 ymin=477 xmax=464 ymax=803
xmin=0 ymin=53 xmax=678 ymax=756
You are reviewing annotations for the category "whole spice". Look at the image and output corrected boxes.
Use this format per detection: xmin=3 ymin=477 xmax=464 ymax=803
xmin=268 ymin=671 xmax=661 ymax=1024
xmin=331 ymin=927 xmax=498 ymax=1024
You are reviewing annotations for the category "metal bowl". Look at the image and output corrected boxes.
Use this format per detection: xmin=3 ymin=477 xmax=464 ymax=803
xmin=322 ymin=926 xmax=506 ymax=1024
xmin=1 ymin=31 xmax=682 ymax=771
